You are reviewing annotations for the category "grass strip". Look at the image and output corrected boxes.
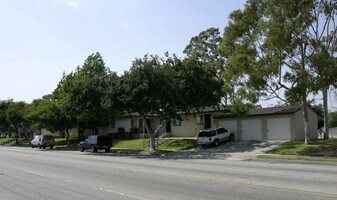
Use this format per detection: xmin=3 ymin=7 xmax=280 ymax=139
xmin=257 ymin=155 xmax=337 ymax=162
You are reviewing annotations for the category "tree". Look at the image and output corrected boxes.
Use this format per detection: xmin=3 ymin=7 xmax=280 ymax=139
xmin=26 ymin=96 xmax=67 ymax=135
xmin=52 ymin=71 xmax=78 ymax=146
xmin=183 ymin=28 xmax=226 ymax=105
xmin=118 ymin=52 xmax=225 ymax=150
xmin=118 ymin=54 xmax=171 ymax=150
xmin=221 ymin=0 xmax=270 ymax=116
xmin=0 ymin=100 xmax=12 ymax=136
xmin=5 ymin=101 xmax=29 ymax=144
xmin=309 ymin=0 xmax=337 ymax=139
xmin=52 ymin=52 xmax=119 ymax=144
xmin=69 ymin=52 xmax=116 ymax=133
xmin=221 ymin=0 xmax=331 ymax=144
xmin=329 ymin=111 xmax=337 ymax=127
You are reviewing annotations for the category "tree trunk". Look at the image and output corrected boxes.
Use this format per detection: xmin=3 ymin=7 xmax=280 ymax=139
xmin=66 ymin=126 xmax=70 ymax=148
xmin=143 ymin=116 xmax=155 ymax=150
xmin=323 ymin=88 xmax=329 ymax=139
xmin=15 ymin=125 xmax=19 ymax=145
xmin=302 ymin=99 xmax=311 ymax=144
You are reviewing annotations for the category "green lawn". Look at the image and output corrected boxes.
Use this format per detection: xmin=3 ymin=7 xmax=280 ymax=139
xmin=267 ymin=139 xmax=337 ymax=156
xmin=158 ymin=139 xmax=198 ymax=150
xmin=0 ymin=138 xmax=16 ymax=144
xmin=112 ymin=139 xmax=146 ymax=149
xmin=111 ymin=138 xmax=198 ymax=151
xmin=0 ymin=138 xmax=30 ymax=146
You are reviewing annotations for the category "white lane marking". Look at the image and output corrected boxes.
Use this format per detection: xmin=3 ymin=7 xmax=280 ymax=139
xmin=104 ymin=189 xmax=151 ymax=200
xmin=24 ymin=170 xmax=45 ymax=177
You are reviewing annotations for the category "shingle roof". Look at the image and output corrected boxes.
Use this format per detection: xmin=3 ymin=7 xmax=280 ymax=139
xmin=215 ymin=105 xmax=303 ymax=118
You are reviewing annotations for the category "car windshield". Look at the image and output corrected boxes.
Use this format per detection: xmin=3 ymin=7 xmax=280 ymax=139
xmin=198 ymin=130 xmax=215 ymax=137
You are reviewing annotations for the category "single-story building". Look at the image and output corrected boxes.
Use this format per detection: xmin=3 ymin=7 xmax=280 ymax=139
xmin=84 ymin=105 xmax=318 ymax=141
xmin=214 ymin=105 xmax=318 ymax=140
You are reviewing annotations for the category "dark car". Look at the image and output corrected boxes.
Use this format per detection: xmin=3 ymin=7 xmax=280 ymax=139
xmin=79 ymin=135 xmax=112 ymax=153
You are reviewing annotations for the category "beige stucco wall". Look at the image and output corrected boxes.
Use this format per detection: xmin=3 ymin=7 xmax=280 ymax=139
xmin=215 ymin=115 xmax=294 ymax=140
xmin=215 ymin=109 xmax=318 ymax=141
xmin=171 ymin=114 xmax=214 ymax=137
xmin=294 ymin=108 xmax=318 ymax=140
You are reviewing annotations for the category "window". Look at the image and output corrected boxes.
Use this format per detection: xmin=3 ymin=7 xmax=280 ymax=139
xmin=217 ymin=128 xmax=227 ymax=134
xmin=131 ymin=119 xmax=137 ymax=128
xmin=172 ymin=119 xmax=182 ymax=126
xmin=196 ymin=115 xmax=204 ymax=125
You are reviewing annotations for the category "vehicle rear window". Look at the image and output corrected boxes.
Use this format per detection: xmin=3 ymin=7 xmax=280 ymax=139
xmin=198 ymin=130 xmax=215 ymax=137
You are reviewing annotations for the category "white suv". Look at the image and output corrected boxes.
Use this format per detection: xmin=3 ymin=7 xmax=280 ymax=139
xmin=197 ymin=127 xmax=234 ymax=147
xmin=31 ymin=135 xmax=55 ymax=149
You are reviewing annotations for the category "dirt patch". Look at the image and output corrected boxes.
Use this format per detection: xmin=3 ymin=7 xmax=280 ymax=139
xmin=315 ymin=144 xmax=337 ymax=157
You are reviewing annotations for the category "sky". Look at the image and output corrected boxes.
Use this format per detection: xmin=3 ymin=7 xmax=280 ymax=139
xmin=0 ymin=0 xmax=247 ymax=103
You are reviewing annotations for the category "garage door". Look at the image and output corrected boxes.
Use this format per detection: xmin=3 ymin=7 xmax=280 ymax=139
xmin=218 ymin=120 xmax=237 ymax=132
xmin=241 ymin=119 xmax=262 ymax=140
xmin=267 ymin=118 xmax=291 ymax=140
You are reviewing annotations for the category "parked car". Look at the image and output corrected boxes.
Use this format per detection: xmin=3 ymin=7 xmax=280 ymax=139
xmin=197 ymin=127 xmax=234 ymax=147
xmin=31 ymin=135 xmax=55 ymax=149
xmin=79 ymin=135 xmax=112 ymax=153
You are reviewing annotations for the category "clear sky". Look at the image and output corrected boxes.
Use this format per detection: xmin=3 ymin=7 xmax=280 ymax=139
xmin=0 ymin=0 xmax=246 ymax=103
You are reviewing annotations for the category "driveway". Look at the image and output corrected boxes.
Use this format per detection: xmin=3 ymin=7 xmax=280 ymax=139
xmin=163 ymin=140 xmax=285 ymax=160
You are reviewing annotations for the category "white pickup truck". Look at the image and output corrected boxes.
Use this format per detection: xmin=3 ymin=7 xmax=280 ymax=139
xmin=197 ymin=127 xmax=235 ymax=147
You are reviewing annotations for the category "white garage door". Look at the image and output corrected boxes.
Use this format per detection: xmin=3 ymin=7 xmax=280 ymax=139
xmin=241 ymin=119 xmax=262 ymax=140
xmin=218 ymin=120 xmax=237 ymax=132
xmin=267 ymin=118 xmax=291 ymax=140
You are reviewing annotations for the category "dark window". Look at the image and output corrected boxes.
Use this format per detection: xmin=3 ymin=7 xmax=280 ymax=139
xmin=217 ymin=128 xmax=227 ymax=134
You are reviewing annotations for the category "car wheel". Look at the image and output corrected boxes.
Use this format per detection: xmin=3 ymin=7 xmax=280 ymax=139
xmin=201 ymin=144 xmax=206 ymax=147
xmin=31 ymin=144 xmax=34 ymax=148
xmin=80 ymin=145 xmax=85 ymax=152
xmin=105 ymin=148 xmax=110 ymax=153
xmin=214 ymin=139 xmax=219 ymax=146
xmin=50 ymin=146 xmax=53 ymax=149
xmin=229 ymin=133 xmax=235 ymax=141
xmin=43 ymin=146 xmax=46 ymax=149
xmin=38 ymin=144 xmax=41 ymax=149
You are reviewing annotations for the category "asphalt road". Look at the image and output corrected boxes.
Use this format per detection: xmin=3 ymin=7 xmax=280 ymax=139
xmin=1 ymin=147 xmax=337 ymax=200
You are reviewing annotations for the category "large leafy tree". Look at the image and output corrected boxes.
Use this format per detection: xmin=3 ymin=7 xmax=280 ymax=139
xmin=119 ymin=52 xmax=224 ymax=150
xmin=118 ymin=54 xmax=171 ymax=150
xmin=5 ymin=101 xmax=29 ymax=144
xmin=52 ymin=52 xmax=118 ymax=143
xmin=221 ymin=0 xmax=336 ymax=144
xmin=70 ymin=53 xmax=115 ymax=131
xmin=309 ymin=0 xmax=337 ymax=139
xmin=221 ymin=0 xmax=269 ymax=116
xmin=52 ymin=71 xmax=78 ymax=145
xmin=26 ymin=95 xmax=67 ymax=134
xmin=183 ymin=28 xmax=225 ymax=105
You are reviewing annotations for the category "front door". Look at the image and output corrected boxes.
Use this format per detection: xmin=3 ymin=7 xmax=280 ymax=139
xmin=166 ymin=120 xmax=171 ymax=133
xmin=204 ymin=114 xmax=211 ymax=129
xmin=145 ymin=119 xmax=151 ymax=133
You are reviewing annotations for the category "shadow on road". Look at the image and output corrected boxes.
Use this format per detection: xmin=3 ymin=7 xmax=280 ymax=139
xmin=79 ymin=140 xmax=283 ymax=161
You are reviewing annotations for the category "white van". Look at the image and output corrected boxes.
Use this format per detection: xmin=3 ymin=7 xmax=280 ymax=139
xmin=31 ymin=135 xmax=55 ymax=149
